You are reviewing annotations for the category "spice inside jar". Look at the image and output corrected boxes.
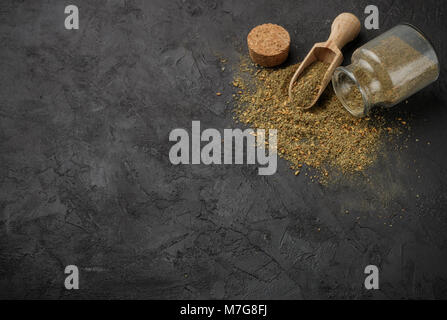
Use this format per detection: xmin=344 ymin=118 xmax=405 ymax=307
xmin=332 ymin=24 xmax=440 ymax=117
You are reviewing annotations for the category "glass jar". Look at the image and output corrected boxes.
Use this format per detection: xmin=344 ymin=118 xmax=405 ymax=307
xmin=332 ymin=24 xmax=440 ymax=117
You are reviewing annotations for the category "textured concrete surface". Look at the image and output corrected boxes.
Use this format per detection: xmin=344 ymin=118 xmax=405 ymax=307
xmin=1 ymin=0 xmax=447 ymax=299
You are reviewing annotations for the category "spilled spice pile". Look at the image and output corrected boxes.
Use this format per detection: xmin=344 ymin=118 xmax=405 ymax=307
xmin=232 ymin=58 xmax=402 ymax=181
xmin=291 ymin=61 xmax=329 ymax=109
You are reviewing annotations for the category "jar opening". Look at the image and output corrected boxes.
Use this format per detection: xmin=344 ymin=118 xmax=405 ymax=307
xmin=332 ymin=67 xmax=367 ymax=117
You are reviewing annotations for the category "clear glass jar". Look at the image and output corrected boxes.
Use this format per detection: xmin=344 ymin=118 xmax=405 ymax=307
xmin=332 ymin=24 xmax=440 ymax=117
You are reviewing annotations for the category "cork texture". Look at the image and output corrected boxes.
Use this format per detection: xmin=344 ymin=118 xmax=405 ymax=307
xmin=247 ymin=23 xmax=290 ymax=67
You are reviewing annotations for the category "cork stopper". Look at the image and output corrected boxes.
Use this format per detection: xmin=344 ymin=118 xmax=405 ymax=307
xmin=247 ymin=23 xmax=291 ymax=67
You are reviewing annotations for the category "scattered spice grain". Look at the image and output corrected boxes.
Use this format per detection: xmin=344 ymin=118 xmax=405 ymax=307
xmin=232 ymin=57 xmax=404 ymax=182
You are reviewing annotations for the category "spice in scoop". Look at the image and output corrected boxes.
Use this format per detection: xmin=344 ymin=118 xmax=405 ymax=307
xmin=290 ymin=61 xmax=330 ymax=109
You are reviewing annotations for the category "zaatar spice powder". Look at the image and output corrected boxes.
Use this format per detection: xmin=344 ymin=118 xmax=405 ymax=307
xmin=232 ymin=58 xmax=402 ymax=181
xmin=350 ymin=36 xmax=439 ymax=108
xmin=291 ymin=61 xmax=330 ymax=109
xmin=344 ymin=82 xmax=364 ymax=115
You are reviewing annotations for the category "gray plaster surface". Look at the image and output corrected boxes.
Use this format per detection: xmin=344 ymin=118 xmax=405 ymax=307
xmin=1 ymin=0 xmax=447 ymax=299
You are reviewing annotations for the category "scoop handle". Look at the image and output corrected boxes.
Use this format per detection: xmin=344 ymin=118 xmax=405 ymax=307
xmin=327 ymin=13 xmax=361 ymax=50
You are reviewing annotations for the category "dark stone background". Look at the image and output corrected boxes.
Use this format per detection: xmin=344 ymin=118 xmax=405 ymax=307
xmin=1 ymin=0 xmax=447 ymax=299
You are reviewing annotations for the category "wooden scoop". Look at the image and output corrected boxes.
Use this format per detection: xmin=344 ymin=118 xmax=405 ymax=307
xmin=288 ymin=13 xmax=361 ymax=109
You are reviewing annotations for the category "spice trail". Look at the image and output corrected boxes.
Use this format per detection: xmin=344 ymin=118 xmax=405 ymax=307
xmin=232 ymin=58 xmax=403 ymax=181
